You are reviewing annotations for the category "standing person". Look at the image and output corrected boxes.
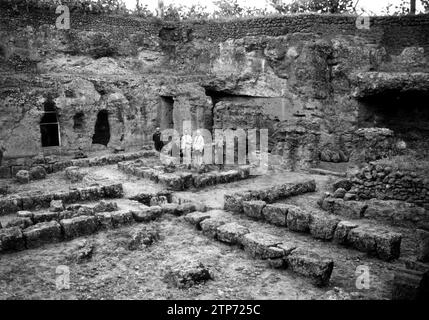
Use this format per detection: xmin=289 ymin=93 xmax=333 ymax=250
xmin=0 ymin=144 xmax=5 ymax=167
xmin=152 ymin=127 xmax=164 ymax=152
xmin=193 ymin=130 xmax=205 ymax=166
xmin=181 ymin=129 xmax=193 ymax=165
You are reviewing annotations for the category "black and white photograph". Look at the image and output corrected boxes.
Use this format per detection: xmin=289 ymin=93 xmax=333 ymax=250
xmin=0 ymin=0 xmax=428 ymax=309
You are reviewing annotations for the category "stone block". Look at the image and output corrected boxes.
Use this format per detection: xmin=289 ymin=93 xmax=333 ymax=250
xmin=320 ymin=198 xmax=367 ymax=219
xmin=184 ymin=211 xmax=212 ymax=228
xmin=348 ymin=226 xmax=402 ymax=261
xmin=50 ymin=200 xmax=64 ymax=212
xmin=333 ymin=221 xmax=359 ymax=245
xmin=309 ymin=214 xmax=340 ymax=241
xmin=224 ymin=192 xmax=252 ymax=213
xmin=16 ymin=170 xmax=30 ymax=184
xmin=23 ymin=221 xmax=62 ymax=248
xmin=160 ymin=203 xmax=179 ymax=215
xmin=60 ymin=216 xmax=98 ymax=240
xmin=285 ymin=249 xmax=334 ymax=287
xmin=111 ymin=210 xmax=133 ymax=227
xmin=0 ymin=227 xmax=25 ymax=252
xmin=217 ymin=222 xmax=250 ymax=245
xmin=93 ymin=201 xmax=118 ymax=213
xmin=242 ymin=232 xmax=286 ymax=259
xmin=286 ymin=206 xmax=313 ymax=233
xmin=4 ymin=217 xmax=33 ymax=229
xmin=131 ymin=206 xmax=162 ymax=222
xmin=29 ymin=166 xmax=47 ymax=180
xmin=17 ymin=211 xmax=34 ymax=219
xmin=164 ymin=260 xmax=212 ymax=289
xmin=95 ymin=212 xmax=113 ymax=230
xmin=200 ymin=217 xmax=229 ymax=239
xmin=242 ymin=200 xmax=266 ymax=220
xmin=262 ymin=203 xmax=289 ymax=226
xmin=33 ymin=211 xmax=59 ymax=223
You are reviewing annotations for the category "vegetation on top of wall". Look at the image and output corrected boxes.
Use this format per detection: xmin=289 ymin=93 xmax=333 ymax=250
xmin=2 ymin=0 xmax=428 ymax=21
xmin=374 ymin=155 xmax=429 ymax=177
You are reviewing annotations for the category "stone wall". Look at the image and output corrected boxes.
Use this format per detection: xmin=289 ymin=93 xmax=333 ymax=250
xmin=1 ymin=9 xmax=428 ymax=168
xmin=350 ymin=162 xmax=429 ymax=209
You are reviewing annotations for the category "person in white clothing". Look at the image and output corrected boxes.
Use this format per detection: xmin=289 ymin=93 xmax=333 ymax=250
xmin=193 ymin=130 xmax=205 ymax=166
xmin=181 ymin=129 xmax=193 ymax=165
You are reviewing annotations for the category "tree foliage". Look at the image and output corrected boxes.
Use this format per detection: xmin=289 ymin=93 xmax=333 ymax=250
xmin=269 ymin=0 xmax=356 ymax=14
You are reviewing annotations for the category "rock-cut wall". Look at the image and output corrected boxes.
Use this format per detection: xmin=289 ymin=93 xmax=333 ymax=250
xmin=0 ymin=8 xmax=428 ymax=170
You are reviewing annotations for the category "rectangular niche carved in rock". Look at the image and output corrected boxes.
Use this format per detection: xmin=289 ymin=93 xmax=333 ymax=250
xmin=40 ymin=98 xmax=60 ymax=147
xmin=92 ymin=110 xmax=110 ymax=146
xmin=159 ymin=96 xmax=174 ymax=130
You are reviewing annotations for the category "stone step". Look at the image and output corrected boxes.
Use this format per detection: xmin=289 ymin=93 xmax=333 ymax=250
xmin=0 ymin=183 xmax=124 ymax=216
xmin=224 ymin=180 xmax=316 ymax=214
xmin=307 ymin=168 xmax=347 ymax=178
xmin=0 ymin=150 xmax=157 ymax=179
xmin=118 ymin=160 xmax=252 ymax=191
xmin=0 ymin=199 xmax=205 ymax=254
xmin=318 ymin=194 xmax=429 ymax=228
xmin=237 ymin=200 xmax=402 ymax=262
xmin=183 ymin=210 xmax=334 ymax=287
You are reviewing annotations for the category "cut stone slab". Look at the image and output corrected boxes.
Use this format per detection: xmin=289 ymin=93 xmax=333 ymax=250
xmin=0 ymin=227 xmax=25 ymax=252
xmin=242 ymin=200 xmax=266 ymax=220
xmin=320 ymin=198 xmax=367 ymax=219
xmin=262 ymin=203 xmax=289 ymax=226
xmin=347 ymin=226 xmax=402 ymax=261
xmin=23 ymin=221 xmax=62 ymax=249
xmin=200 ymin=217 xmax=229 ymax=239
xmin=286 ymin=206 xmax=313 ymax=233
xmin=16 ymin=170 xmax=30 ymax=184
xmin=17 ymin=211 xmax=34 ymax=219
xmin=333 ymin=221 xmax=359 ymax=245
xmin=242 ymin=232 xmax=286 ymax=259
xmin=309 ymin=214 xmax=340 ymax=241
xmin=160 ymin=203 xmax=179 ymax=215
xmin=93 ymin=201 xmax=118 ymax=213
xmin=286 ymin=249 xmax=334 ymax=287
xmin=217 ymin=222 xmax=250 ymax=245
xmin=111 ymin=210 xmax=133 ymax=227
xmin=131 ymin=206 xmax=162 ymax=222
xmin=4 ymin=217 xmax=33 ymax=229
xmin=49 ymin=200 xmax=64 ymax=212
xmin=184 ymin=211 xmax=212 ymax=228
xmin=33 ymin=211 xmax=59 ymax=224
xmin=95 ymin=212 xmax=113 ymax=230
xmin=164 ymin=259 xmax=212 ymax=289
xmin=60 ymin=216 xmax=98 ymax=240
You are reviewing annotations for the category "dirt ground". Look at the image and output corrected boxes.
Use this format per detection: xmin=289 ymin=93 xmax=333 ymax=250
xmin=0 ymin=164 xmax=417 ymax=300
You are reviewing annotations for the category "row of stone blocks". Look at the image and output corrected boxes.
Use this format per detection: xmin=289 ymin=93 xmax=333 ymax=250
xmin=0 ymin=183 xmax=124 ymax=215
xmin=0 ymin=200 xmax=206 ymax=254
xmin=118 ymin=161 xmax=252 ymax=191
xmin=0 ymin=150 xmax=157 ymax=179
xmin=184 ymin=210 xmax=334 ymax=287
xmin=318 ymin=194 xmax=429 ymax=228
xmin=240 ymin=200 xmax=402 ymax=261
xmin=224 ymin=180 xmax=317 ymax=213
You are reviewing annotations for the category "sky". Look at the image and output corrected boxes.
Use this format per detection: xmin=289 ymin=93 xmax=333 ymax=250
xmin=123 ymin=0 xmax=426 ymax=15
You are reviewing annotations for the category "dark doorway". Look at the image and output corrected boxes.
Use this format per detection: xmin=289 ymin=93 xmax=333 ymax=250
xmin=92 ymin=110 xmax=110 ymax=146
xmin=40 ymin=98 xmax=60 ymax=147
xmin=159 ymin=96 xmax=174 ymax=129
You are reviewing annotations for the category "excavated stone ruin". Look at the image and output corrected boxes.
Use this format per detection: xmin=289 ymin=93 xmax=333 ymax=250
xmin=0 ymin=7 xmax=428 ymax=301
